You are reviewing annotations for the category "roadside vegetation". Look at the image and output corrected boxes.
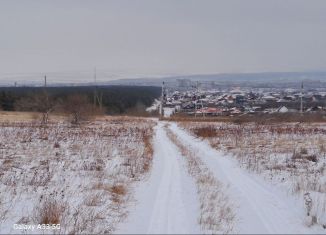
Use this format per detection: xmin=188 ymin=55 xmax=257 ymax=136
xmin=164 ymin=112 xmax=326 ymax=123
xmin=166 ymin=124 xmax=236 ymax=234
xmin=180 ymin=121 xmax=326 ymax=229
xmin=0 ymin=116 xmax=155 ymax=234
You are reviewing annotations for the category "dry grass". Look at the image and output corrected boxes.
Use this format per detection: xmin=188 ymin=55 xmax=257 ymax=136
xmin=164 ymin=112 xmax=326 ymax=123
xmin=0 ymin=111 xmax=148 ymax=125
xmin=142 ymin=134 xmax=154 ymax=173
xmin=180 ymin=121 xmax=326 ymax=229
xmin=194 ymin=127 xmax=218 ymax=138
xmin=109 ymin=184 xmax=128 ymax=204
xmin=0 ymin=116 xmax=156 ymax=234
xmin=0 ymin=111 xmax=67 ymax=122
xmin=166 ymin=126 xmax=235 ymax=234
xmin=110 ymin=185 xmax=127 ymax=196
xmin=0 ymin=111 xmax=38 ymax=122
xmin=34 ymin=199 xmax=66 ymax=225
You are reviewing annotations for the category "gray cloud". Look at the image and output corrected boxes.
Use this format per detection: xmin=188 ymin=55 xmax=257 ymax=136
xmin=0 ymin=0 xmax=326 ymax=82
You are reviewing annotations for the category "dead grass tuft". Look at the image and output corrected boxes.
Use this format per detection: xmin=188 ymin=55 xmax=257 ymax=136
xmin=54 ymin=142 xmax=60 ymax=148
xmin=194 ymin=126 xmax=218 ymax=138
xmin=110 ymin=185 xmax=126 ymax=196
xmin=142 ymin=134 xmax=154 ymax=173
xmin=35 ymin=199 xmax=66 ymax=225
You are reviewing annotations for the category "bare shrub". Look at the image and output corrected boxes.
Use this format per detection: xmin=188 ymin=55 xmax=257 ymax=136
xmin=54 ymin=142 xmax=60 ymax=148
xmin=110 ymin=184 xmax=126 ymax=196
xmin=110 ymin=184 xmax=127 ymax=204
xmin=61 ymin=94 xmax=102 ymax=125
xmin=300 ymin=147 xmax=308 ymax=155
xmin=15 ymin=92 xmax=57 ymax=125
xmin=142 ymin=134 xmax=154 ymax=173
xmin=306 ymin=155 xmax=318 ymax=163
xmin=34 ymin=199 xmax=66 ymax=225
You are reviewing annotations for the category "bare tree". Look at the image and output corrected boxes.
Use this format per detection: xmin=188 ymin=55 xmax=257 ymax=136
xmin=15 ymin=91 xmax=57 ymax=124
xmin=62 ymin=94 xmax=102 ymax=125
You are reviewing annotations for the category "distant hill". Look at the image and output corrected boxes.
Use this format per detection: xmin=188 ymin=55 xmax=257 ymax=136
xmin=108 ymin=72 xmax=326 ymax=85
xmin=1 ymin=71 xmax=326 ymax=88
xmin=106 ymin=72 xmax=326 ymax=88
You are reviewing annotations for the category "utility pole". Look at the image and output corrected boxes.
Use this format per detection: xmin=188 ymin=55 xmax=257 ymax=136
xmin=201 ymin=99 xmax=205 ymax=117
xmin=93 ymin=67 xmax=97 ymax=107
xmin=42 ymin=75 xmax=49 ymax=125
xmin=198 ymin=81 xmax=205 ymax=117
xmin=93 ymin=67 xmax=103 ymax=110
xmin=160 ymin=82 xmax=165 ymax=118
xmin=300 ymin=81 xmax=303 ymax=114
xmin=44 ymin=75 xmax=49 ymax=102
xmin=194 ymin=81 xmax=199 ymax=118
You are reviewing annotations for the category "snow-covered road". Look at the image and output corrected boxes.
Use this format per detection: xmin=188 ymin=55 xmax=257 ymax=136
xmin=115 ymin=122 xmax=200 ymax=234
xmin=116 ymin=122 xmax=324 ymax=234
xmin=169 ymin=122 xmax=324 ymax=234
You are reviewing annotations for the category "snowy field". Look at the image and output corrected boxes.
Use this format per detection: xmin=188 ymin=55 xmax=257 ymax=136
xmin=179 ymin=121 xmax=326 ymax=231
xmin=1 ymin=115 xmax=325 ymax=234
xmin=0 ymin=117 xmax=155 ymax=234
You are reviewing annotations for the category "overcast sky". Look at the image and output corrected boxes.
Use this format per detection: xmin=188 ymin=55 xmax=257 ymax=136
xmin=1 ymin=0 xmax=326 ymax=82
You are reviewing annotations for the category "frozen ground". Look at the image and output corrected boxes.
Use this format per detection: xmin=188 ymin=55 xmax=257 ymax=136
xmin=169 ymin=122 xmax=324 ymax=234
xmin=115 ymin=122 xmax=200 ymax=234
xmin=1 ymin=117 xmax=325 ymax=234
xmin=116 ymin=122 xmax=325 ymax=234
xmin=163 ymin=107 xmax=175 ymax=118
xmin=179 ymin=121 xmax=326 ymax=231
xmin=0 ymin=117 xmax=155 ymax=234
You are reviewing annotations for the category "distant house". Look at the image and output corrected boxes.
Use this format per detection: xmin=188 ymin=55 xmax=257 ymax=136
xmin=262 ymin=95 xmax=277 ymax=102
xmin=276 ymin=106 xmax=289 ymax=113
xmin=251 ymin=106 xmax=263 ymax=112
xmin=196 ymin=107 xmax=223 ymax=116
xmin=277 ymin=98 xmax=288 ymax=103
xmin=306 ymin=106 xmax=323 ymax=112
xmin=181 ymin=102 xmax=195 ymax=110
xmin=230 ymin=107 xmax=242 ymax=114
xmin=235 ymin=95 xmax=245 ymax=105
xmin=283 ymin=95 xmax=296 ymax=101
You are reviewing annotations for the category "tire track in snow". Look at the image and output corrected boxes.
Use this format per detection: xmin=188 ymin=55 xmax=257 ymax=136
xmin=169 ymin=122 xmax=324 ymax=234
xmin=115 ymin=122 xmax=200 ymax=234
xmin=166 ymin=126 xmax=236 ymax=234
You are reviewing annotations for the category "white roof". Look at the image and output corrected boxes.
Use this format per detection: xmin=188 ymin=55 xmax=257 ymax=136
xmin=277 ymin=106 xmax=289 ymax=113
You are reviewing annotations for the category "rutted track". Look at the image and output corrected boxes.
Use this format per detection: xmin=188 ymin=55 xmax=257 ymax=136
xmin=168 ymin=122 xmax=324 ymax=234
xmin=115 ymin=122 xmax=200 ymax=234
xmin=116 ymin=121 xmax=324 ymax=234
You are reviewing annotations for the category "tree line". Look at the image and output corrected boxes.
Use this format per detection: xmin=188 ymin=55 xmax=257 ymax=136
xmin=0 ymin=86 xmax=160 ymax=123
